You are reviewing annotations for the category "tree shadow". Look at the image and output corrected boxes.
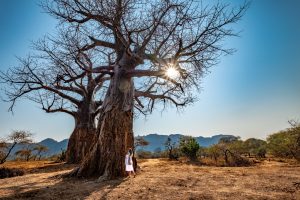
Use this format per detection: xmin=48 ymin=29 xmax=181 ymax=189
xmin=28 ymin=163 xmax=78 ymax=174
xmin=0 ymin=172 xmax=126 ymax=200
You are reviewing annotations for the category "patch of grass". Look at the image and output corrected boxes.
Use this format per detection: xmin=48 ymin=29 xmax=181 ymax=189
xmin=0 ymin=161 xmax=76 ymax=174
xmin=1 ymin=161 xmax=54 ymax=172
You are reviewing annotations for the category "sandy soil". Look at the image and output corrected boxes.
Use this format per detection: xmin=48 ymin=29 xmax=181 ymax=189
xmin=0 ymin=159 xmax=299 ymax=200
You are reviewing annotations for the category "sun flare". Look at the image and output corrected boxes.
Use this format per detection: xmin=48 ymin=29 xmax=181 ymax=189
xmin=166 ymin=67 xmax=179 ymax=79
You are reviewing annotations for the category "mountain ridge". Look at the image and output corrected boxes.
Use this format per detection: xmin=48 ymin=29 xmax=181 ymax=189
xmin=135 ymin=133 xmax=235 ymax=152
xmin=5 ymin=133 xmax=235 ymax=159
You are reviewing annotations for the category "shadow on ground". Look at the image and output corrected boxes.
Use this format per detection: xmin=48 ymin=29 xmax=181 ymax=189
xmin=28 ymin=163 xmax=77 ymax=174
xmin=0 ymin=172 xmax=125 ymax=200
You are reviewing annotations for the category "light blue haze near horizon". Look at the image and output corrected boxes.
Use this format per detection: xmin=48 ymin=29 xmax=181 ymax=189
xmin=0 ymin=0 xmax=299 ymax=142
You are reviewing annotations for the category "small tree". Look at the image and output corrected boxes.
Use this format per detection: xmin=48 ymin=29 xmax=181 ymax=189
xmin=15 ymin=148 xmax=33 ymax=161
xmin=257 ymin=147 xmax=267 ymax=158
xmin=217 ymin=137 xmax=250 ymax=166
xmin=179 ymin=136 xmax=200 ymax=161
xmin=205 ymin=145 xmax=221 ymax=164
xmin=132 ymin=136 xmax=149 ymax=170
xmin=267 ymin=120 xmax=300 ymax=161
xmin=56 ymin=148 xmax=67 ymax=162
xmin=244 ymin=138 xmax=267 ymax=158
xmin=134 ymin=136 xmax=149 ymax=151
xmin=33 ymin=145 xmax=49 ymax=160
xmin=164 ymin=137 xmax=178 ymax=160
xmin=0 ymin=140 xmax=8 ymax=162
xmin=0 ymin=130 xmax=33 ymax=164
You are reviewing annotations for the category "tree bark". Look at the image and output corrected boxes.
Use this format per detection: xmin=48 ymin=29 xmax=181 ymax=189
xmin=66 ymin=98 xmax=97 ymax=164
xmin=224 ymin=149 xmax=229 ymax=164
xmin=72 ymin=64 xmax=135 ymax=179
xmin=66 ymin=126 xmax=96 ymax=163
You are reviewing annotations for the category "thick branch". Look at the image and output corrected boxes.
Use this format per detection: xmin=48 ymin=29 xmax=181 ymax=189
xmin=135 ymin=90 xmax=189 ymax=107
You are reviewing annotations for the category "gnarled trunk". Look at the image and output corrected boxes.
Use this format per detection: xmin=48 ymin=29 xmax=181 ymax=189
xmin=66 ymin=126 xmax=96 ymax=164
xmin=66 ymin=99 xmax=97 ymax=164
xmin=73 ymin=64 xmax=135 ymax=179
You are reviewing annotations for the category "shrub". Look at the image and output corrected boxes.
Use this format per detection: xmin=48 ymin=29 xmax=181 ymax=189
xmin=267 ymin=124 xmax=300 ymax=161
xmin=244 ymin=138 xmax=267 ymax=157
xmin=179 ymin=136 xmax=200 ymax=161
xmin=136 ymin=150 xmax=153 ymax=159
xmin=217 ymin=138 xmax=251 ymax=166
xmin=205 ymin=145 xmax=221 ymax=164
xmin=56 ymin=149 xmax=66 ymax=162
xmin=164 ymin=137 xmax=179 ymax=160
xmin=0 ymin=167 xmax=25 ymax=179
xmin=48 ymin=149 xmax=67 ymax=163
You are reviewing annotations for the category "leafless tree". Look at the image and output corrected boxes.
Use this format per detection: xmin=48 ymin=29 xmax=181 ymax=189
xmin=0 ymin=130 xmax=33 ymax=164
xmin=2 ymin=0 xmax=249 ymax=179
xmin=0 ymin=31 xmax=111 ymax=163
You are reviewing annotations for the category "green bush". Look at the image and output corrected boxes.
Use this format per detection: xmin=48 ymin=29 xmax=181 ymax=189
xmin=244 ymin=138 xmax=267 ymax=157
xmin=179 ymin=136 xmax=200 ymax=161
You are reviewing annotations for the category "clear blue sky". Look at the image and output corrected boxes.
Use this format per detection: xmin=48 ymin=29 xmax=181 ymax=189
xmin=0 ymin=0 xmax=299 ymax=142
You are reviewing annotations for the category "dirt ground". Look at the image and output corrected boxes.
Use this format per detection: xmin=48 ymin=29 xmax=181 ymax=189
xmin=0 ymin=159 xmax=299 ymax=200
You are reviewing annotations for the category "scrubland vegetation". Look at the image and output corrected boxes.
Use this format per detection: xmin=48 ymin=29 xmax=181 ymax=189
xmin=0 ymin=158 xmax=299 ymax=200
xmin=136 ymin=121 xmax=300 ymax=167
xmin=0 ymin=121 xmax=299 ymax=199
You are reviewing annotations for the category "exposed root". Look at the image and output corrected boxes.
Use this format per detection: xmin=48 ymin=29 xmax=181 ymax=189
xmin=61 ymin=167 xmax=80 ymax=178
xmin=96 ymin=174 xmax=109 ymax=182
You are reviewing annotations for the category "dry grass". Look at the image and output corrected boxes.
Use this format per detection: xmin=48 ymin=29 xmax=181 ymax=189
xmin=0 ymin=159 xmax=299 ymax=200
xmin=1 ymin=161 xmax=76 ymax=174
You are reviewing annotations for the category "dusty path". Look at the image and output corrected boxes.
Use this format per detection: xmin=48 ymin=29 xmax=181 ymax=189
xmin=0 ymin=159 xmax=299 ymax=200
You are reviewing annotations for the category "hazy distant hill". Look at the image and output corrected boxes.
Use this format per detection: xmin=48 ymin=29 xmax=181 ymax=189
xmin=6 ymin=138 xmax=68 ymax=159
xmin=38 ymin=138 xmax=68 ymax=156
xmin=135 ymin=134 xmax=235 ymax=152
xmin=5 ymin=134 xmax=234 ymax=159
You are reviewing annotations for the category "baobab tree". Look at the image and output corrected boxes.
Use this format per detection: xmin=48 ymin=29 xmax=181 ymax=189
xmin=0 ymin=32 xmax=111 ymax=163
xmin=41 ymin=0 xmax=249 ymax=179
xmin=1 ymin=0 xmax=249 ymax=179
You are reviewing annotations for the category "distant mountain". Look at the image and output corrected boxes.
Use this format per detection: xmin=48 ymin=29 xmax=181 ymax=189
xmin=38 ymin=138 xmax=68 ymax=156
xmin=38 ymin=133 xmax=234 ymax=153
xmin=4 ymin=133 xmax=235 ymax=160
xmin=6 ymin=138 xmax=68 ymax=160
xmin=135 ymin=133 xmax=235 ymax=152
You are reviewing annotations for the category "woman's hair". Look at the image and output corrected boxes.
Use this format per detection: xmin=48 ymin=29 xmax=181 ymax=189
xmin=128 ymin=148 xmax=133 ymax=155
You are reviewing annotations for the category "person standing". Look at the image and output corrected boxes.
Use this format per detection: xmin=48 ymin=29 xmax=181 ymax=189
xmin=125 ymin=148 xmax=136 ymax=177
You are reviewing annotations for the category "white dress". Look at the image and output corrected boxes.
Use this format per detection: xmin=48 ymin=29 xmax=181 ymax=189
xmin=125 ymin=153 xmax=134 ymax=172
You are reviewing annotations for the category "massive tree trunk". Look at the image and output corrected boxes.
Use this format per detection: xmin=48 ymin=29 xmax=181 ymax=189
xmin=72 ymin=63 xmax=135 ymax=179
xmin=66 ymin=99 xmax=97 ymax=164
xmin=66 ymin=125 xmax=96 ymax=164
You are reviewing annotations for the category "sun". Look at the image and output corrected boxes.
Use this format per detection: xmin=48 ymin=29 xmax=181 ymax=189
xmin=166 ymin=67 xmax=179 ymax=79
